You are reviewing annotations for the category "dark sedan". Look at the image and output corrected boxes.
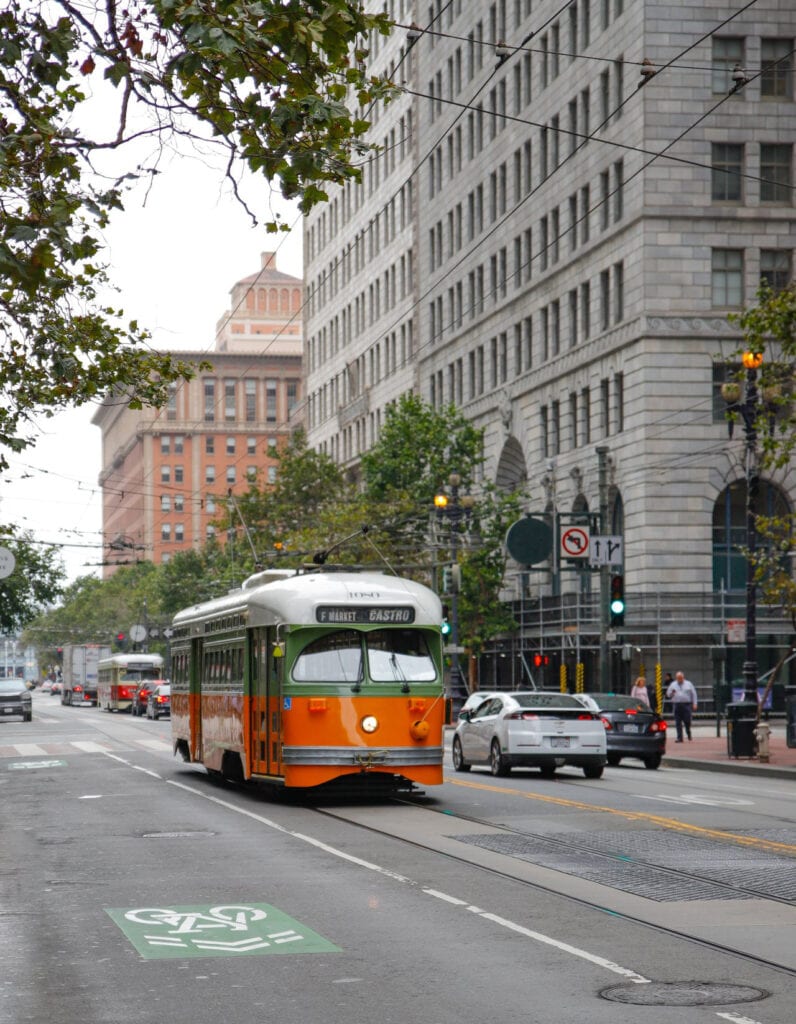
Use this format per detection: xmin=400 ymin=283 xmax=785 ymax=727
xmin=579 ymin=693 xmax=667 ymax=769
xmin=0 ymin=680 xmax=33 ymax=722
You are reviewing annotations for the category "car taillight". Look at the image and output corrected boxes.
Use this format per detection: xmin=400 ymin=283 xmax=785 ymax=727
xmin=83 ymin=693 xmax=91 ymax=701
xmin=624 ymin=708 xmax=638 ymax=715
xmin=74 ymin=685 xmax=82 ymax=693
xmin=649 ymin=720 xmax=667 ymax=733
xmin=601 ymin=716 xmax=613 ymax=730
xmin=577 ymin=712 xmax=594 ymax=720
xmin=505 ymin=711 xmax=539 ymax=720
xmin=157 ymin=695 xmax=168 ymax=704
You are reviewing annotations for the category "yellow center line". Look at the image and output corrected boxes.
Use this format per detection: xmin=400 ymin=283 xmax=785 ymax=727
xmin=446 ymin=775 xmax=796 ymax=857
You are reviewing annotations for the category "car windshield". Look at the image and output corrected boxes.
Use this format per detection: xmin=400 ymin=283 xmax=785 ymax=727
xmin=588 ymin=694 xmax=650 ymax=712
xmin=509 ymin=692 xmax=587 ymax=710
xmin=0 ymin=680 xmax=25 ymax=693
xmin=292 ymin=629 xmax=436 ymax=685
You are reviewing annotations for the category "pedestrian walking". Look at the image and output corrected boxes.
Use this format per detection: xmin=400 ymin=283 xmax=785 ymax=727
xmin=666 ymin=671 xmax=698 ymax=741
xmin=630 ymin=676 xmax=651 ymax=706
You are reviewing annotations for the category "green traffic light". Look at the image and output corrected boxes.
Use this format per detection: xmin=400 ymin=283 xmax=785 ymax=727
xmin=441 ymin=619 xmax=451 ymax=636
xmin=610 ymin=599 xmax=625 ymax=614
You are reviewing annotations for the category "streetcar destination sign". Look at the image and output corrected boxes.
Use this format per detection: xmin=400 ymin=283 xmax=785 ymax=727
xmin=316 ymin=605 xmax=415 ymax=624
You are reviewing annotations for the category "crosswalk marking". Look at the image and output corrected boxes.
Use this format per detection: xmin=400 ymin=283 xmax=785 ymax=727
xmin=0 ymin=738 xmax=174 ymax=760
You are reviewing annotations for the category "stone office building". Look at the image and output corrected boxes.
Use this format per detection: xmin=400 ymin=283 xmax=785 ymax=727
xmin=303 ymin=1 xmax=796 ymax=704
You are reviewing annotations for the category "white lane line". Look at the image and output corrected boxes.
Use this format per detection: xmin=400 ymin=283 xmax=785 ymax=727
xmin=103 ymin=752 xmax=163 ymax=779
xmin=164 ymin=775 xmax=649 ymax=984
xmin=716 ymin=1013 xmax=766 ymax=1024
xmin=72 ymin=741 xmax=112 ymax=753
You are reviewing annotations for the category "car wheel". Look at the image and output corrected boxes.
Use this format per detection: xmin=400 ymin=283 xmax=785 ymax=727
xmin=583 ymin=763 xmax=604 ymax=779
xmin=23 ymin=712 xmax=32 ymax=722
xmin=643 ymin=754 xmax=662 ymax=770
xmin=490 ymin=739 xmax=510 ymax=777
xmin=452 ymin=736 xmax=470 ymax=772
xmin=539 ymin=763 xmax=556 ymax=778
xmin=606 ymin=753 xmax=621 ymax=766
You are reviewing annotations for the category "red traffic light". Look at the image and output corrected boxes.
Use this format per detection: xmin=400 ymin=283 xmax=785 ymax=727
xmin=533 ymin=654 xmax=550 ymax=667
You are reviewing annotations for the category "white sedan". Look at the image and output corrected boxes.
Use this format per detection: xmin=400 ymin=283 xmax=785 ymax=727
xmin=452 ymin=691 xmax=607 ymax=779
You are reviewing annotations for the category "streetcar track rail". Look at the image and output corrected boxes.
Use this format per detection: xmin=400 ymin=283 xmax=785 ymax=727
xmin=311 ymin=798 xmax=796 ymax=978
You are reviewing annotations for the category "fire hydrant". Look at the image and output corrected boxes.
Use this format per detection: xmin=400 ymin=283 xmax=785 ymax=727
xmin=755 ymin=721 xmax=771 ymax=763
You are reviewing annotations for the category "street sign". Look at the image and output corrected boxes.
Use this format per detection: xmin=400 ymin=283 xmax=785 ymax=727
xmin=560 ymin=525 xmax=590 ymax=559
xmin=589 ymin=535 xmax=623 ymax=566
xmin=0 ymin=547 xmax=15 ymax=579
xmin=727 ymin=619 xmax=746 ymax=643
xmin=505 ymin=515 xmax=553 ymax=564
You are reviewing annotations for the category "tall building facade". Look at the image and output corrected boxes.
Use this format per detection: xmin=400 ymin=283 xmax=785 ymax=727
xmin=93 ymin=253 xmax=303 ymax=575
xmin=304 ymin=1 xmax=796 ymax=700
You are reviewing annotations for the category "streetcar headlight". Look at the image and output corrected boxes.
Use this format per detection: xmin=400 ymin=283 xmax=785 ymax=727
xmin=361 ymin=715 xmax=379 ymax=734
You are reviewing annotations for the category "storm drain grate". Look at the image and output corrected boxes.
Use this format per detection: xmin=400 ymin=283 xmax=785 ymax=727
xmin=454 ymin=833 xmax=748 ymax=901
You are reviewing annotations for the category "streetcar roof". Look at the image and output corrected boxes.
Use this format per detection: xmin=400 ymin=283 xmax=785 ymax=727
xmin=172 ymin=570 xmax=443 ymax=632
xmin=98 ymin=654 xmax=164 ymax=668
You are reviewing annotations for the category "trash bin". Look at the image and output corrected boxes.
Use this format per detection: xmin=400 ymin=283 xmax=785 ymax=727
xmin=786 ymin=686 xmax=796 ymax=750
xmin=726 ymin=701 xmax=758 ymax=758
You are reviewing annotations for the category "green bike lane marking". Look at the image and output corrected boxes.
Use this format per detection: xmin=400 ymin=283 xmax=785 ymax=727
xmin=106 ymin=903 xmax=341 ymax=960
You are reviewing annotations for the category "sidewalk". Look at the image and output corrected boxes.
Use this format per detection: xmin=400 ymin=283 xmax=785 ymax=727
xmin=662 ymin=720 xmax=796 ymax=779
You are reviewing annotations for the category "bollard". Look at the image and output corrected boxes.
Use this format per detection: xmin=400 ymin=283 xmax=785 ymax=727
xmin=754 ymin=721 xmax=771 ymax=763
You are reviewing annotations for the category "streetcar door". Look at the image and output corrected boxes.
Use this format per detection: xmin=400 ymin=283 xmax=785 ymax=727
xmin=190 ymin=637 xmax=203 ymax=761
xmin=249 ymin=628 xmax=282 ymax=777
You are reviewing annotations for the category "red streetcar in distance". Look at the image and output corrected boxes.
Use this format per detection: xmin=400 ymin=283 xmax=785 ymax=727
xmin=97 ymin=654 xmax=164 ymax=713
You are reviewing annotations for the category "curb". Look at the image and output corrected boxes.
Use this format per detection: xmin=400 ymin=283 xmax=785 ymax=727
xmin=662 ymin=755 xmax=796 ymax=781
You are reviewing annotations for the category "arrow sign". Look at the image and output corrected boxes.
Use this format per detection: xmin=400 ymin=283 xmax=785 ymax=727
xmin=589 ymin=535 xmax=623 ymax=566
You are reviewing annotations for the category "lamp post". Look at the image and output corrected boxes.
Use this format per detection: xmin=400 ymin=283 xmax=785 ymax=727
xmin=722 ymin=350 xmax=765 ymax=703
xmin=434 ymin=472 xmax=474 ymax=717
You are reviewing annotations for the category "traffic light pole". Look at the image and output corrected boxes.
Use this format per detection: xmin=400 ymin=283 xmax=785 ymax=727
xmin=597 ymin=446 xmax=610 ymax=692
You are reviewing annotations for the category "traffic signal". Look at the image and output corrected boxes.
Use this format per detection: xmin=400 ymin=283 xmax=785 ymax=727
xmin=441 ymin=604 xmax=451 ymax=637
xmin=533 ymin=654 xmax=550 ymax=668
xmin=609 ymin=574 xmax=625 ymax=627
xmin=440 ymin=563 xmax=461 ymax=595
xmin=115 ymin=631 xmax=128 ymax=651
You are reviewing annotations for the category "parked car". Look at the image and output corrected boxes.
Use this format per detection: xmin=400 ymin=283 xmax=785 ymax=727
xmin=50 ymin=680 xmax=62 ymax=695
xmin=131 ymin=679 xmax=165 ymax=717
xmin=452 ymin=691 xmax=606 ymax=778
xmin=146 ymin=684 xmax=171 ymax=719
xmin=579 ymin=693 xmax=667 ymax=770
xmin=0 ymin=679 xmax=33 ymax=722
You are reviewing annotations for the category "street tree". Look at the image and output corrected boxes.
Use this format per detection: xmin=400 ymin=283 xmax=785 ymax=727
xmin=0 ymin=1 xmax=392 ymax=468
xmin=727 ymin=283 xmax=796 ymax=635
xmin=0 ymin=527 xmax=66 ymax=633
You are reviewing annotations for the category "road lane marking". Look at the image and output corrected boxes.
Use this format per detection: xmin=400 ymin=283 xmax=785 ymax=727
xmin=716 ymin=1014 xmax=766 ymax=1024
xmin=159 ymin=770 xmax=650 ymax=983
xmin=446 ymin=776 xmax=796 ymax=857
xmin=72 ymin=741 xmax=113 ymax=752
xmin=13 ymin=743 xmax=48 ymax=756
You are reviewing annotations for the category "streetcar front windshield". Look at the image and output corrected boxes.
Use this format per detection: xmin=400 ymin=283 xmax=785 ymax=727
xmin=366 ymin=630 xmax=436 ymax=682
xmin=292 ymin=631 xmax=362 ymax=683
xmin=121 ymin=668 xmax=161 ymax=683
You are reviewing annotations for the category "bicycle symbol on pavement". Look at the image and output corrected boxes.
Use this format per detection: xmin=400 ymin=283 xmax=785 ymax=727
xmin=106 ymin=903 xmax=341 ymax=960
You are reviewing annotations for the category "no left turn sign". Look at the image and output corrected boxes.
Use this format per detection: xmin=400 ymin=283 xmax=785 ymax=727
xmin=561 ymin=526 xmax=590 ymax=559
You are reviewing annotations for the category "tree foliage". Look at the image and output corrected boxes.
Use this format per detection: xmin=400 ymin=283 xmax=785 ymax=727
xmin=727 ymin=284 xmax=796 ymax=629
xmin=0 ymin=0 xmax=392 ymax=468
xmin=0 ymin=526 xmax=66 ymax=632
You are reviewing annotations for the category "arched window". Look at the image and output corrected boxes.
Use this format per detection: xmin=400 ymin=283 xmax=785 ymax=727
xmin=712 ymin=480 xmax=790 ymax=591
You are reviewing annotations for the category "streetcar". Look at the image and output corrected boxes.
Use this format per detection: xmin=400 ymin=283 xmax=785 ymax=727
xmin=170 ymin=568 xmax=447 ymax=790
xmin=97 ymin=653 xmax=165 ymax=713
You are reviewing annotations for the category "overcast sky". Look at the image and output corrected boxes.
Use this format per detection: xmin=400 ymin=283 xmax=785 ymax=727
xmin=1 ymin=149 xmax=302 ymax=584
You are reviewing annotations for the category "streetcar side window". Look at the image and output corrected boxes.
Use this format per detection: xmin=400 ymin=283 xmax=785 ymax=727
xmin=366 ymin=630 xmax=436 ymax=682
xmin=292 ymin=631 xmax=363 ymax=683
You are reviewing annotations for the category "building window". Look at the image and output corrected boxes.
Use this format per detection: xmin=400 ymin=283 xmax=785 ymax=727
xmin=613 ymin=261 xmax=624 ymax=323
xmin=760 ymin=144 xmax=792 ymax=203
xmin=581 ymin=280 xmax=591 ymax=339
xmin=614 ymin=372 xmax=624 ymax=433
xmin=226 ymin=466 xmax=236 ymax=484
xmin=287 ymin=380 xmax=299 ymax=412
xmin=267 ymin=466 xmax=277 ymax=484
xmin=175 ymin=524 xmax=184 ymax=543
xmin=712 ymin=37 xmax=744 ymax=95
xmin=205 ymin=466 xmax=216 ymax=483
xmin=160 ymin=435 xmax=170 ymax=455
xmin=205 ymin=436 xmax=215 ymax=455
xmin=174 ymin=465 xmax=184 ymax=484
xmin=569 ymin=392 xmax=578 ymax=449
xmin=245 ymin=379 xmax=256 ymax=421
xmin=600 ymin=378 xmax=610 ymax=436
xmin=711 ymin=143 xmax=743 ymax=201
xmin=580 ymin=387 xmax=591 ymax=444
xmin=247 ymin=466 xmax=257 ymax=482
xmin=226 ymin=436 xmax=236 ymax=455
xmin=266 ymin=379 xmax=278 ymax=423
xmin=711 ymin=249 xmax=744 ymax=307
xmin=161 ymin=524 xmax=171 ymax=542
xmin=761 ymin=38 xmax=793 ymax=99
xmin=540 ymin=405 xmax=549 ymax=459
xmin=760 ymin=250 xmax=792 ymax=293
xmin=174 ymin=494 xmax=184 ymax=512
xmin=160 ymin=466 xmax=170 ymax=484
xmin=206 ymin=495 xmax=216 ymax=515
xmin=160 ymin=495 xmax=171 ymax=513
xmin=203 ymin=379 xmax=216 ymax=421
xmin=166 ymin=384 xmax=178 ymax=421
xmin=173 ymin=435 xmax=184 ymax=454
xmin=247 ymin=437 xmax=256 ymax=456
xmin=224 ymin=379 xmax=236 ymax=421
xmin=600 ymin=269 xmax=610 ymax=330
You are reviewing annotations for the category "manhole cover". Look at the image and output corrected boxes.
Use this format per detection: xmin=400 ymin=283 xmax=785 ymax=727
xmin=141 ymin=831 xmax=216 ymax=839
xmin=601 ymin=982 xmax=767 ymax=1006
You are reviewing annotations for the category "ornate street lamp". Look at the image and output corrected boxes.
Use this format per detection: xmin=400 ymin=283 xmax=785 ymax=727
xmin=722 ymin=350 xmax=766 ymax=702
xmin=434 ymin=472 xmax=474 ymax=717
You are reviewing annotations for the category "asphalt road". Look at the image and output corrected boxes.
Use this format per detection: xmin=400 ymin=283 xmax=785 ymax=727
xmin=1 ymin=693 xmax=794 ymax=1024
